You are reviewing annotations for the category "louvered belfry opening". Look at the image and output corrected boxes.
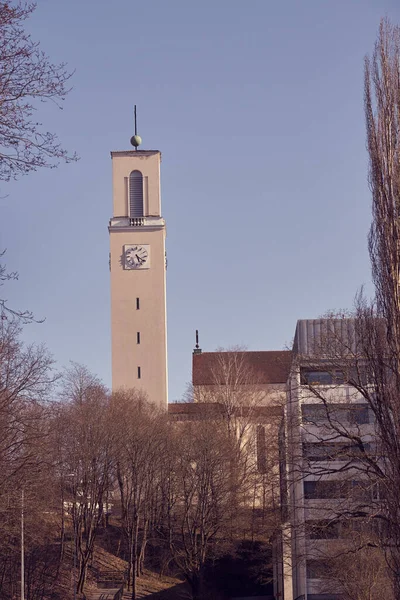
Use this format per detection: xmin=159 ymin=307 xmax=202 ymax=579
xmin=129 ymin=170 xmax=144 ymax=217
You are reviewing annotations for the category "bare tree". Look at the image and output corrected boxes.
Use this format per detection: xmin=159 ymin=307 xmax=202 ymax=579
xmin=110 ymin=390 xmax=164 ymax=600
xmin=0 ymin=1 xmax=76 ymax=181
xmin=194 ymin=348 xmax=268 ymax=439
xmin=0 ymin=2 xmax=77 ymax=321
xmin=325 ymin=542 xmax=393 ymax=600
xmin=56 ymin=364 xmax=113 ymax=595
xmin=360 ymin=16 xmax=400 ymax=591
xmin=0 ymin=256 xmax=41 ymax=323
xmin=193 ymin=348 xmax=285 ymax=542
xmin=166 ymin=419 xmax=234 ymax=600
xmin=0 ymin=468 xmax=62 ymax=600
xmin=0 ymin=318 xmax=59 ymax=599
xmin=0 ymin=317 xmax=56 ymax=493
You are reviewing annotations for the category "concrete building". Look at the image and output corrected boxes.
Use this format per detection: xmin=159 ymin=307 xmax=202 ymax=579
xmin=284 ymin=319 xmax=377 ymax=600
xmin=109 ymin=149 xmax=168 ymax=408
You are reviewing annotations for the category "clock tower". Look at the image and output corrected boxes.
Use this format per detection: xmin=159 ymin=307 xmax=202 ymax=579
xmin=109 ymin=139 xmax=168 ymax=408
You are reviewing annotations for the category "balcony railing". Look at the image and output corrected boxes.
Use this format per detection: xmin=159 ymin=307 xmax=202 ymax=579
xmin=109 ymin=216 xmax=165 ymax=229
xmin=129 ymin=217 xmax=144 ymax=226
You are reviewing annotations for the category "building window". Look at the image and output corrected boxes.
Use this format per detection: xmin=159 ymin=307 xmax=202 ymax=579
xmin=306 ymin=519 xmax=380 ymax=540
xmin=301 ymin=403 xmax=372 ymax=425
xmin=137 ymin=332 xmax=141 ymax=344
xmin=137 ymin=366 xmax=141 ymax=379
xmin=306 ymin=560 xmax=330 ymax=580
xmin=303 ymin=442 xmax=372 ymax=462
xmin=304 ymin=480 xmax=345 ymax=499
xmin=256 ymin=425 xmax=267 ymax=473
xmin=304 ymin=479 xmax=374 ymax=500
xmin=301 ymin=367 xmax=372 ymax=387
xmin=306 ymin=520 xmax=340 ymax=539
xmin=301 ymin=368 xmax=345 ymax=385
xmin=349 ymin=404 xmax=370 ymax=424
xmin=129 ymin=170 xmax=144 ymax=217
xmin=302 ymin=404 xmax=331 ymax=423
xmin=136 ymin=297 xmax=140 ymax=310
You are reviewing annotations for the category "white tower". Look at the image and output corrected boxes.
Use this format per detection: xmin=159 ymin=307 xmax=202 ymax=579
xmin=109 ymin=127 xmax=168 ymax=408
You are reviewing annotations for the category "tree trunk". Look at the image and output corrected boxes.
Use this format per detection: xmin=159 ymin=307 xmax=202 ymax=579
xmin=190 ymin=570 xmax=205 ymax=600
xmin=77 ymin=557 xmax=88 ymax=594
xmin=131 ymin=517 xmax=139 ymax=600
xmin=76 ymin=523 xmax=97 ymax=594
xmin=126 ymin=525 xmax=133 ymax=591
xmin=57 ymin=489 xmax=66 ymax=577
xmin=137 ymin=518 xmax=149 ymax=576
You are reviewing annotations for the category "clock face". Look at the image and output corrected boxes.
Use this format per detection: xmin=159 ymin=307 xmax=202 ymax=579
xmin=124 ymin=244 xmax=150 ymax=269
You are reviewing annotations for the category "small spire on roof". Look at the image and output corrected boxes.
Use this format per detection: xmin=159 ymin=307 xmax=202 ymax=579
xmin=193 ymin=329 xmax=202 ymax=355
xmin=130 ymin=105 xmax=142 ymax=150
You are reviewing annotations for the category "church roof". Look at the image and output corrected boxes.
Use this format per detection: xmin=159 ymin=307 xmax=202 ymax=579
xmin=192 ymin=350 xmax=292 ymax=386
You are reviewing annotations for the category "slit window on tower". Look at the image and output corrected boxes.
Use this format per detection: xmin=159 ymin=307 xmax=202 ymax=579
xmin=137 ymin=332 xmax=141 ymax=344
xmin=129 ymin=170 xmax=144 ymax=217
xmin=137 ymin=366 xmax=141 ymax=379
xmin=136 ymin=297 xmax=140 ymax=310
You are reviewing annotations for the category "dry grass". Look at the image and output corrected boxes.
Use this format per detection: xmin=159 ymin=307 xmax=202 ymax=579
xmin=126 ymin=570 xmax=189 ymax=599
xmin=90 ymin=546 xmax=188 ymax=599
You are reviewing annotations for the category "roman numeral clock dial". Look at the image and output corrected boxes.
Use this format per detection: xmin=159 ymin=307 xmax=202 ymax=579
xmin=124 ymin=244 xmax=150 ymax=269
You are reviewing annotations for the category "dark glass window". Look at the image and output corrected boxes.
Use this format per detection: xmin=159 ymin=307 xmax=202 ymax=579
xmin=301 ymin=369 xmax=345 ymax=385
xmin=303 ymin=442 xmax=372 ymax=461
xmin=306 ymin=519 xmax=380 ymax=540
xmin=347 ymin=366 xmax=374 ymax=386
xmin=136 ymin=297 xmax=140 ymax=310
xmin=304 ymin=480 xmax=374 ymax=500
xmin=137 ymin=332 xmax=141 ymax=344
xmin=137 ymin=366 xmax=141 ymax=379
xmin=301 ymin=370 xmax=333 ymax=385
xmin=306 ymin=520 xmax=340 ymax=539
xmin=341 ymin=518 xmax=381 ymax=538
xmin=302 ymin=403 xmax=372 ymax=425
xmin=301 ymin=403 xmax=346 ymax=424
xmin=349 ymin=405 xmax=370 ymax=424
xmin=302 ymin=404 xmax=330 ymax=423
xmin=351 ymin=480 xmax=374 ymax=501
xmin=304 ymin=480 xmax=346 ymax=499
xmin=306 ymin=560 xmax=330 ymax=579
xmin=301 ymin=367 xmax=373 ymax=388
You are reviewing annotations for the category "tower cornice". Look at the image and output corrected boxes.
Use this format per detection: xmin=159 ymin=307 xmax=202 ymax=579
xmin=110 ymin=150 xmax=161 ymax=159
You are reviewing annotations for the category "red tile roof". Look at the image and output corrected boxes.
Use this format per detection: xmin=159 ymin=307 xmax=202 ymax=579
xmin=192 ymin=351 xmax=292 ymax=386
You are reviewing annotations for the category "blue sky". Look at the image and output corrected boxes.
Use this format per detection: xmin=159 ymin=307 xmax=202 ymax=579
xmin=1 ymin=0 xmax=399 ymax=401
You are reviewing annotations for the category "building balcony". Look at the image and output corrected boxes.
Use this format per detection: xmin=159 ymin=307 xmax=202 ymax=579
xmin=109 ymin=215 xmax=165 ymax=230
